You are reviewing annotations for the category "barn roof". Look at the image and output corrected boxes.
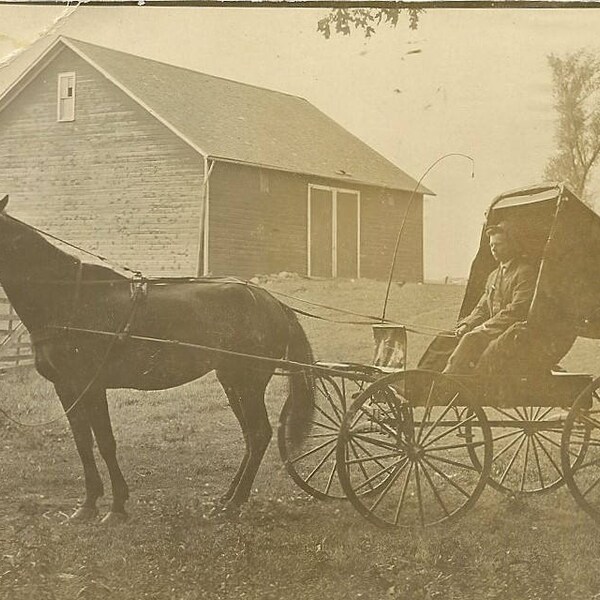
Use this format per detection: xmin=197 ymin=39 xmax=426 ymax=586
xmin=0 ymin=36 xmax=433 ymax=194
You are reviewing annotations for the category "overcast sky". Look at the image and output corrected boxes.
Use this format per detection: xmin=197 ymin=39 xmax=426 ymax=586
xmin=1 ymin=6 xmax=599 ymax=279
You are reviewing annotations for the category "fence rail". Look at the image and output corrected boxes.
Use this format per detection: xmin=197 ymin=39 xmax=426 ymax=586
xmin=0 ymin=293 xmax=33 ymax=368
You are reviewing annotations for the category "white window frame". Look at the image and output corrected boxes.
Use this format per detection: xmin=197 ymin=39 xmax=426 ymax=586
xmin=307 ymin=183 xmax=361 ymax=278
xmin=57 ymin=72 xmax=76 ymax=122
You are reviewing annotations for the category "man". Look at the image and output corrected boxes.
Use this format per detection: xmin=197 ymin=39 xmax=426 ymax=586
xmin=442 ymin=221 xmax=536 ymax=375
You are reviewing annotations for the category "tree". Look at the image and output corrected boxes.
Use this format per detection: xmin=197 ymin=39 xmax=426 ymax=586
xmin=545 ymin=50 xmax=600 ymax=203
xmin=317 ymin=8 xmax=422 ymax=39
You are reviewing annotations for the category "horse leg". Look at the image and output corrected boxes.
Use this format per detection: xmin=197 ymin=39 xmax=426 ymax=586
xmin=55 ymin=381 xmax=102 ymax=522
xmin=217 ymin=381 xmax=250 ymax=504
xmin=225 ymin=376 xmax=272 ymax=507
xmin=85 ymin=388 xmax=130 ymax=525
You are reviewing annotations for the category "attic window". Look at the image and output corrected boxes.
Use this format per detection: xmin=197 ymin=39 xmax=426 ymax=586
xmin=57 ymin=72 xmax=76 ymax=122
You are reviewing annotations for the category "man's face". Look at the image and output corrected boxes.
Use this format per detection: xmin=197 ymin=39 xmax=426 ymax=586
xmin=489 ymin=232 xmax=514 ymax=263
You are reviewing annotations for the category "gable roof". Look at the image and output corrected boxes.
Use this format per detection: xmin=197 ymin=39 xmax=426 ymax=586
xmin=0 ymin=36 xmax=433 ymax=195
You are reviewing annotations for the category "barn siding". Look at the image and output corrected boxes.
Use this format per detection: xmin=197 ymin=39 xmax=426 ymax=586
xmin=359 ymin=188 xmax=423 ymax=282
xmin=208 ymin=162 xmax=307 ymax=277
xmin=208 ymin=162 xmax=423 ymax=281
xmin=0 ymin=47 xmax=204 ymax=276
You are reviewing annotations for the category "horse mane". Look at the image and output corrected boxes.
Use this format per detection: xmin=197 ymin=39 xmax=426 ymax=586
xmin=0 ymin=213 xmax=128 ymax=282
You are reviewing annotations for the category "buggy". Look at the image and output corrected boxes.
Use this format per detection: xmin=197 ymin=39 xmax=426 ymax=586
xmin=278 ymin=182 xmax=600 ymax=528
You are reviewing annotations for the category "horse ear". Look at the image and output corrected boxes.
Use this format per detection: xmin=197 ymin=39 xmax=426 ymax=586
xmin=0 ymin=195 xmax=8 ymax=212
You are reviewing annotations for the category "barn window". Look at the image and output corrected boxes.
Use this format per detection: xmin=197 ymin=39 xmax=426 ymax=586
xmin=57 ymin=72 xmax=76 ymax=122
xmin=259 ymin=169 xmax=270 ymax=194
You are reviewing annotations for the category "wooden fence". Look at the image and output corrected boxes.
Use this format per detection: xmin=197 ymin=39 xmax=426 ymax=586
xmin=0 ymin=294 xmax=33 ymax=369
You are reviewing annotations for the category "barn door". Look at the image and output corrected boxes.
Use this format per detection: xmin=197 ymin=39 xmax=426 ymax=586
xmin=309 ymin=188 xmax=333 ymax=277
xmin=336 ymin=191 xmax=360 ymax=278
xmin=308 ymin=186 xmax=360 ymax=278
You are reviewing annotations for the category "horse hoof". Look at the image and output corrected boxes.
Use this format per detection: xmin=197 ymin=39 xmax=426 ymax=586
xmin=100 ymin=511 xmax=129 ymax=526
xmin=69 ymin=506 xmax=98 ymax=522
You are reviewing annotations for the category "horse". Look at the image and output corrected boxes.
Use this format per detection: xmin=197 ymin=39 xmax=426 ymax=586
xmin=0 ymin=195 xmax=315 ymax=524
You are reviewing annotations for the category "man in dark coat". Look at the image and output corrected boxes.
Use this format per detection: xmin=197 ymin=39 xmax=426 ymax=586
xmin=442 ymin=222 xmax=536 ymax=375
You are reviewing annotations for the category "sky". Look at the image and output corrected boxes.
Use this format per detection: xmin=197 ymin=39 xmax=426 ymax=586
xmin=0 ymin=5 xmax=599 ymax=280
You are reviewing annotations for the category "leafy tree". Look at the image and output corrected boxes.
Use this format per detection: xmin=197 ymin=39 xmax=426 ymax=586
xmin=317 ymin=8 xmax=422 ymax=39
xmin=545 ymin=50 xmax=600 ymax=203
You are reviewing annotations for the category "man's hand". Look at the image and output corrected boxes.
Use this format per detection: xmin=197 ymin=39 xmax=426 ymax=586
xmin=455 ymin=324 xmax=470 ymax=338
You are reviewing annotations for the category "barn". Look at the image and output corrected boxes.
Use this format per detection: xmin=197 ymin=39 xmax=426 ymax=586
xmin=0 ymin=36 xmax=433 ymax=281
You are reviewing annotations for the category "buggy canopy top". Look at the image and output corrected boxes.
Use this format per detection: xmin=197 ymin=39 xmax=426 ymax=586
xmin=459 ymin=183 xmax=600 ymax=339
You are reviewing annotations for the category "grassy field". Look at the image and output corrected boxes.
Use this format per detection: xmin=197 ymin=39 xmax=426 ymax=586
xmin=2 ymin=277 xmax=600 ymax=600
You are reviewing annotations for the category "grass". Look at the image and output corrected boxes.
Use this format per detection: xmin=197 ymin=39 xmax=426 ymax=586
xmin=2 ymin=277 xmax=600 ymax=599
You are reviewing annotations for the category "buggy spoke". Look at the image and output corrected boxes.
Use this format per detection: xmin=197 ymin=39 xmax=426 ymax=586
xmin=530 ymin=435 xmax=546 ymax=490
xmin=425 ymin=452 xmax=478 ymax=472
xmin=491 ymin=429 xmax=522 ymax=446
xmin=313 ymin=402 xmax=340 ymax=428
xmin=347 ymin=438 xmax=373 ymax=488
xmin=519 ymin=436 xmax=532 ymax=492
xmin=489 ymin=407 xmax=527 ymax=422
xmin=311 ymin=420 xmax=339 ymax=433
xmin=352 ymin=456 xmax=409 ymax=494
xmin=348 ymin=438 xmax=392 ymax=492
xmin=416 ymin=380 xmax=436 ymax=443
xmin=393 ymin=462 xmax=414 ymax=525
xmin=498 ymin=435 xmax=526 ymax=486
xmin=512 ymin=406 xmax=529 ymax=422
xmin=356 ymin=406 xmax=400 ymax=439
xmin=316 ymin=379 xmax=344 ymax=423
xmin=306 ymin=432 xmax=338 ymax=440
xmin=572 ymin=456 xmax=600 ymax=473
xmin=369 ymin=459 xmax=410 ymax=512
xmin=578 ymin=413 xmax=600 ymax=431
xmin=304 ymin=444 xmax=337 ymax=483
xmin=424 ymin=439 xmax=487 ymax=453
xmin=289 ymin=437 xmax=335 ymax=465
xmin=582 ymin=473 xmax=600 ymax=498
xmin=537 ymin=406 xmax=557 ymax=422
xmin=414 ymin=463 xmax=425 ymax=526
xmin=352 ymin=433 xmax=403 ymax=452
xmin=535 ymin=432 xmax=562 ymax=476
xmin=539 ymin=430 xmax=580 ymax=459
xmin=420 ymin=460 xmax=450 ymax=517
xmin=324 ymin=460 xmax=337 ymax=495
xmin=421 ymin=457 xmax=471 ymax=498
xmin=422 ymin=413 xmax=477 ymax=449
xmin=492 ymin=431 xmax=524 ymax=463
xmin=345 ymin=449 xmax=406 ymax=465
xmin=420 ymin=392 xmax=460 ymax=446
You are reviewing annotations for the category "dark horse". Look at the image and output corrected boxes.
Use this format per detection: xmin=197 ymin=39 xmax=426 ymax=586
xmin=0 ymin=196 xmax=315 ymax=524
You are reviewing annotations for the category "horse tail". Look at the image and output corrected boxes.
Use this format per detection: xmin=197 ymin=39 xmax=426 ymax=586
xmin=281 ymin=304 xmax=315 ymax=449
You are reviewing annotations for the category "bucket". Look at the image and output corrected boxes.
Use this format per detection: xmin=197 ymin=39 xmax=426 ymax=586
xmin=372 ymin=324 xmax=407 ymax=370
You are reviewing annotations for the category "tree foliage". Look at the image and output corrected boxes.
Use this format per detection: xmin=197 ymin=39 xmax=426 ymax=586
xmin=317 ymin=8 xmax=422 ymax=39
xmin=545 ymin=50 xmax=600 ymax=203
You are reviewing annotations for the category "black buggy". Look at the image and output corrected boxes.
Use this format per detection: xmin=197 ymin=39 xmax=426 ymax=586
xmin=278 ymin=182 xmax=600 ymax=528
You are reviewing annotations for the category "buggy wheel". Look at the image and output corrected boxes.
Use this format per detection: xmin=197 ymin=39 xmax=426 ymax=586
xmin=278 ymin=370 xmax=372 ymax=500
xmin=336 ymin=370 xmax=492 ymax=528
xmin=466 ymin=406 xmax=584 ymax=495
xmin=561 ymin=379 xmax=600 ymax=521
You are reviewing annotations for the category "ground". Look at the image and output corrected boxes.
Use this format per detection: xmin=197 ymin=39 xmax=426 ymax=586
xmin=2 ymin=277 xmax=600 ymax=600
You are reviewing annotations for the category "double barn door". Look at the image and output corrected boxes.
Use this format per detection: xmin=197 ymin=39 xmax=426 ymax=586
xmin=308 ymin=185 xmax=360 ymax=278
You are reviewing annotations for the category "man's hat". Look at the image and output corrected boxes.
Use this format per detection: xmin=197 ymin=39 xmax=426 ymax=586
xmin=485 ymin=221 xmax=510 ymax=237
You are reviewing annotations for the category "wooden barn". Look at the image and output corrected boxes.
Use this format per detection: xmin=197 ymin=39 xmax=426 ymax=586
xmin=0 ymin=36 xmax=433 ymax=281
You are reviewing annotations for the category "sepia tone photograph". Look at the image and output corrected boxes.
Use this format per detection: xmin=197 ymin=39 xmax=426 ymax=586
xmin=2 ymin=3 xmax=600 ymax=599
